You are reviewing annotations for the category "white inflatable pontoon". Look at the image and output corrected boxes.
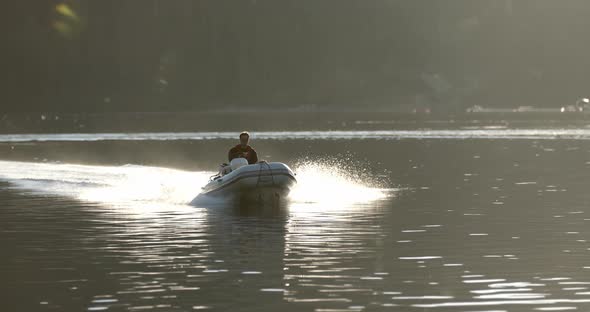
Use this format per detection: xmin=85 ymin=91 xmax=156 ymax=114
xmin=200 ymin=158 xmax=297 ymax=201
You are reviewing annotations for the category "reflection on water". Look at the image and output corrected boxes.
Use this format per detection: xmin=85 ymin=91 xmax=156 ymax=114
xmin=3 ymin=137 xmax=590 ymax=311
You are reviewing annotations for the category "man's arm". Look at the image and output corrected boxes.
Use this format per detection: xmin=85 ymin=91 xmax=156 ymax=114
xmin=250 ymin=149 xmax=258 ymax=164
xmin=228 ymin=148 xmax=235 ymax=162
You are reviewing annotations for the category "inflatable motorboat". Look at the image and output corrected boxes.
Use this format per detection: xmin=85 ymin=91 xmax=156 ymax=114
xmin=200 ymin=158 xmax=297 ymax=201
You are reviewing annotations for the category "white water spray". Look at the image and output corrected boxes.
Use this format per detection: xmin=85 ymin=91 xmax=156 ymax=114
xmin=289 ymin=160 xmax=389 ymax=207
xmin=0 ymin=160 xmax=390 ymax=208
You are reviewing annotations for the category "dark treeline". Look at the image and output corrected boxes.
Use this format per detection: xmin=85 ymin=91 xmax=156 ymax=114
xmin=5 ymin=1 xmax=590 ymax=113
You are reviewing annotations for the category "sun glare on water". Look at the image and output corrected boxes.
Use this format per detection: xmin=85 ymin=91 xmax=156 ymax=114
xmin=0 ymin=160 xmax=391 ymax=209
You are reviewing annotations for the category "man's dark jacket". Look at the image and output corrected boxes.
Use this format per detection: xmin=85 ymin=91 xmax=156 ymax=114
xmin=228 ymin=144 xmax=258 ymax=164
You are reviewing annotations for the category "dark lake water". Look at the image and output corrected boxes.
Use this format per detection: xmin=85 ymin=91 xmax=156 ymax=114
xmin=3 ymin=129 xmax=590 ymax=311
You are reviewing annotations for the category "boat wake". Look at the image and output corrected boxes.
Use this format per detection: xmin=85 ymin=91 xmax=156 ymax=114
xmin=0 ymin=160 xmax=208 ymax=206
xmin=0 ymin=160 xmax=390 ymax=208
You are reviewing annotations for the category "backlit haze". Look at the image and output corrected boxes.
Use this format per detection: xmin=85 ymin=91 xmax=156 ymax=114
xmin=4 ymin=1 xmax=590 ymax=312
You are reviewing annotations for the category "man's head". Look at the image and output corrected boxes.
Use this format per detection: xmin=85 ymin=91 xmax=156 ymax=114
xmin=239 ymin=131 xmax=250 ymax=147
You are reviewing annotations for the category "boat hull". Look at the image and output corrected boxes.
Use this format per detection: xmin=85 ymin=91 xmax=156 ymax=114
xmin=200 ymin=162 xmax=297 ymax=200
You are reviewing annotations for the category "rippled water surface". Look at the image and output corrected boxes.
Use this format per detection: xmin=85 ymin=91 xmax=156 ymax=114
xmin=3 ymin=129 xmax=590 ymax=311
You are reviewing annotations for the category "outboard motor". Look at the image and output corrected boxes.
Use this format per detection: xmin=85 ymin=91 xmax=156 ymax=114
xmin=230 ymin=158 xmax=249 ymax=171
xmin=218 ymin=163 xmax=231 ymax=176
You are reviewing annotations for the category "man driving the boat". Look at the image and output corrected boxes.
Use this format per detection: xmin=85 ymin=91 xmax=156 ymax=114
xmin=228 ymin=131 xmax=258 ymax=164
